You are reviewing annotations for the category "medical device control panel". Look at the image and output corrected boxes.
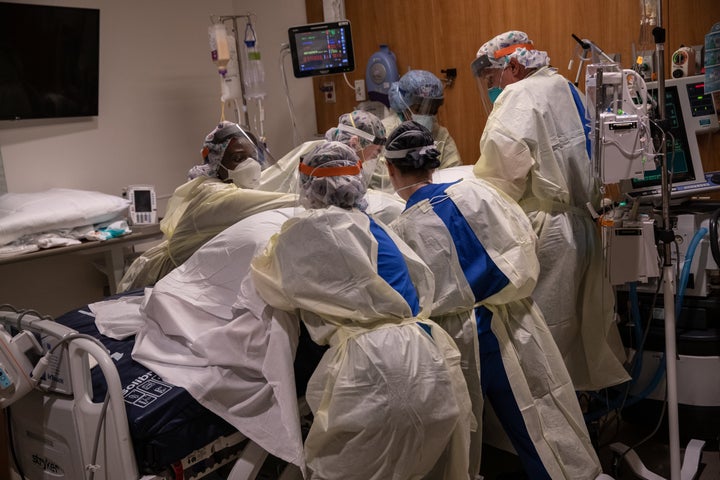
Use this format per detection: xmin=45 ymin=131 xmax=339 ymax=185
xmin=627 ymin=170 xmax=720 ymax=200
xmin=126 ymin=184 xmax=158 ymax=225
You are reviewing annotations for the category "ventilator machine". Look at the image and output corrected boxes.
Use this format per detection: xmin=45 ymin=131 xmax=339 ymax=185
xmin=578 ymin=5 xmax=720 ymax=475
xmin=585 ymin=63 xmax=656 ymax=187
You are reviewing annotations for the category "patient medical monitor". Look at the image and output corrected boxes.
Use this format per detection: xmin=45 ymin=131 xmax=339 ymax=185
xmin=288 ymin=21 xmax=354 ymax=78
xmin=627 ymin=75 xmax=720 ymax=201
xmin=127 ymin=184 xmax=157 ymax=225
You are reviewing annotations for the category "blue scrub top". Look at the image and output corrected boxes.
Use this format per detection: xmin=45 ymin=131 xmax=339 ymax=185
xmin=368 ymin=216 xmax=421 ymax=316
xmin=568 ymin=81 xmax=592 ymax=159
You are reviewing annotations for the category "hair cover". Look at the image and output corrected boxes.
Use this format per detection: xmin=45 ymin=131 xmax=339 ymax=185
xmin=476 ymin=30 xmax=550 ymax=69
xmin=388 ymin=70 xmax=444 ymax=114
xmin=188 ymin=121 xmax=259 ymax=180
xmin=325 ymin=110 xmax=386 ymax=148
xmin=383 ymin=121 xmax=441 ymax=170
xmin=299 ymin=141 xmax=368 ymax=210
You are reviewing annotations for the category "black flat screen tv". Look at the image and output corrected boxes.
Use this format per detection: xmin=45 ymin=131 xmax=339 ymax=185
xmin=0 ymin=2 xmax=100 ymax=121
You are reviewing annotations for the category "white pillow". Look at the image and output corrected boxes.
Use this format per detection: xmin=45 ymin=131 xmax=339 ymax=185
xmin=0 ymin=188 xmax=130 ymax=246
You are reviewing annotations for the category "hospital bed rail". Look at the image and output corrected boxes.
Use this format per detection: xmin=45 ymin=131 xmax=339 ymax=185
xmin=1 ymin=308 xmax=305 ymax=480
xmin=1 ymin=308 xmax=138 ymax=480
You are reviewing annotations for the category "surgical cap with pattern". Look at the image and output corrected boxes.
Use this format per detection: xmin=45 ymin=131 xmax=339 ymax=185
xmin=476 ymin=30 xmax=550 ymax=70
xmin=299 ymin=141 xmax=368 ymax=210
xmin=388 ymin=70 xmax=444 ymax=114
xmin=384 ymin=121 xmax=441 ymax=171
xmin=325 ymin=110 xmax=386 ymax=149
xmin=187 ymin=121 xmax=258 ymax=180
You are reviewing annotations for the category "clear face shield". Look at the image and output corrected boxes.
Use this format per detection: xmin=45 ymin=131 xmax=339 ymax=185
xmin=472 ymin=54 xmax=504 ymax=118
xmin=402 ymin=96 xmax=444 ymax=131
xmin=211 ymin=122 xmax=275 ymax=170
xmin=391 ymin=81 xmax=444 ymax=123
xmin=363 ymin=149 xmax=408 ymax=224
xmin=409 ymin=95 xmax=444 ymax=116
xmin=335 ymin=122 xmax=386 ymax=188
xmin=219 ymin=140 xmax=262 ymax=189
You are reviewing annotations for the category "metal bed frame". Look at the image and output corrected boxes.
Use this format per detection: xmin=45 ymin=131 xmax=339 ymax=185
xmin=1 ymin=309 xmax=303 ymax=480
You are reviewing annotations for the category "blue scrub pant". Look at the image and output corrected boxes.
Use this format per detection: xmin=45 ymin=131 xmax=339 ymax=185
xmin=480 ymin=332 xmax=551 ymax=480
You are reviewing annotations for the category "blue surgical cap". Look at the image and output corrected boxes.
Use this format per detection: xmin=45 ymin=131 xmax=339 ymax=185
xmin=389 ymin=70 xmax=444 ymax=114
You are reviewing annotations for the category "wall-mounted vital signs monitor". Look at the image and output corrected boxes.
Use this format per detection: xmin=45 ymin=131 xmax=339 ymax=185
xmin=127 ymin=185 xmax=157 ymax=225
xmin=288 ymin=21 xmax=354 ymax=78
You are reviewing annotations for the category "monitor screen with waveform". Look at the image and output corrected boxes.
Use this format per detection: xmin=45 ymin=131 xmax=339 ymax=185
xmin=288 ymin=21 xmax=354 ymax=78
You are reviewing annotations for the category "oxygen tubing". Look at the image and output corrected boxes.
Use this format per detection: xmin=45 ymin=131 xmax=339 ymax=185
xmin=584 ymin=227 xmax=708 ymax=423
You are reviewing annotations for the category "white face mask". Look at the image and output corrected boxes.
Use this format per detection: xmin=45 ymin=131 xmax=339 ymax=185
xmin=412 ymin=113 xmax=436 ymax=132
xmin=221 ymin=158 xmax=261 ymax=189
xmin=359 ymin=149 xmax=378 ymax=186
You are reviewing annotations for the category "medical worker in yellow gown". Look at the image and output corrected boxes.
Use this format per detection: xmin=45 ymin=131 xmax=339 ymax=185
xmin=387 ymin=121 xmax=603 ymax=479
xmin=250 ymin=141 xmax=473 ymax=479
xmin=471 ymin=31 xmax=629 ymax=391
xmin=370 ymin=69 xmax=462 ymax=192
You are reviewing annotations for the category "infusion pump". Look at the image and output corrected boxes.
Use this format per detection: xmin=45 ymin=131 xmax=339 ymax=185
xmin=125 ymin=184 xmax=157 ymax=225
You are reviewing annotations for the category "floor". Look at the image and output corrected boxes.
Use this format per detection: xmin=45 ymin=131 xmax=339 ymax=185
xmin=594 ymin=419 xmax=719 ymax=480
xmin=478 ymin=410 xmax=720 ymax=480
xmin=240 ymin=411 xmax=720 ymax=480
xmin=6 ymin=401 xmax=717 ymax=480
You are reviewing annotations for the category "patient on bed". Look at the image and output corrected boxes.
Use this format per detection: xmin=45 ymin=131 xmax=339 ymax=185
xmin=91 ymin=207 xmax=312 ymax=474
xmin=116 ymin=121 xmax=297 ymax=293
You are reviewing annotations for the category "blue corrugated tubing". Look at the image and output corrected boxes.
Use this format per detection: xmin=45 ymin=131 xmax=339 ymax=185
xmin=624 ymin=227 xmax=708 ymax=405
xmin=676 ymin=227 xmax=708 ymax=319
xmin=630 ymin=227 xmax=708 ymax=402
xmin=585 ymin=228 xmax=708 ymax=423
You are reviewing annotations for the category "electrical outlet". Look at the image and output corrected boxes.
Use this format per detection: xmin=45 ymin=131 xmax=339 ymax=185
xmin=322 ymin=81 xmax=336 ymax=103
xmin=354 ymin=79 xmax=366 ymax=101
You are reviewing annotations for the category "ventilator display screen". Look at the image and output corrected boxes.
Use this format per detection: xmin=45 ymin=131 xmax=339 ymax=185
xmin=630 ymin=85 xmax=696 ymax=188
xmin=626 ymin=76 xmax=719 ymax=201
xmin=288 ymin=21 xmax=354 ymax=78
xmin=685 ymin=81 xmax=715 ymax=118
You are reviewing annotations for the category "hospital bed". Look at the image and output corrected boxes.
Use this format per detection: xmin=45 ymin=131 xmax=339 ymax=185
xmin=0 ymin=300 xmax=307 ymax=480
xmin=1 ymin=196 xmax=404 ymax=480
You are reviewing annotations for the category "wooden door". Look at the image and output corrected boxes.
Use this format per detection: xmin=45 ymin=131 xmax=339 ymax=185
xmin=306 ymin=0 xmax=720 ymax=170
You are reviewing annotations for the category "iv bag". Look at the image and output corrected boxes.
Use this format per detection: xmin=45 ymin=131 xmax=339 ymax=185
xmin=638 ymin=0 xmax=657 ymax=50
xmin=209 ymin=23 xmax=231 ymax=76
xmin=221 ymin=35 xmax=242 ymax=102
xmin=242 ymin=20 xmax=265 ymax=99
xmin=243 ymin=44 xmax=266 ymax=99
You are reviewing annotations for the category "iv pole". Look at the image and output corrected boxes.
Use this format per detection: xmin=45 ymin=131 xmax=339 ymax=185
xmin=211 ymin=14 xmax=252 ymax=128
xmin=609 ymin=2 xmax=706 ymax=478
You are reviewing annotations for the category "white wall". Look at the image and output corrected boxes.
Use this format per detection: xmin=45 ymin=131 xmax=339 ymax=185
xmin=231 ymin=0 xmax=321 ymax=156
xmin=0 ymin=0 xmax=317 ymax=215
